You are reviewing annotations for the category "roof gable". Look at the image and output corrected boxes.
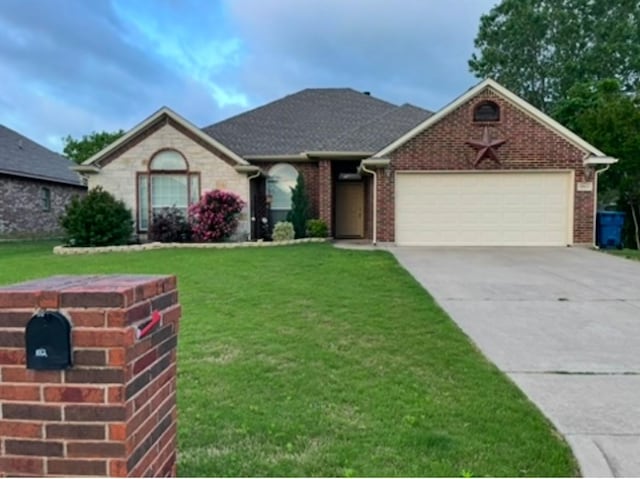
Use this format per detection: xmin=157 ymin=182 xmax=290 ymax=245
xmin=80 ymin=107 xmax=248 ymax=168
xmin=374 ymin=79 xmax=606 ymax=158
xmin=0 ymin=125 xmax=84 ymax=186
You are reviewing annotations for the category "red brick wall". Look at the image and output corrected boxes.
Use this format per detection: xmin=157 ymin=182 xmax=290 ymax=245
xmin=318 ymin=160 xmax=332 ymax=235
xmin=248 ymin=160 xmax=337 ymax=236
xmin=378 ymin=87 xmax=594 ymax=244
xmin=0 ymin=275 xmax=180 ymax=477
xmin=252 ymin=161 xmax=320 ymax=219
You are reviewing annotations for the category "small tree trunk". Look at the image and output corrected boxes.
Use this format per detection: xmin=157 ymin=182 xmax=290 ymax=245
xmin=630 ymin=201 xmax=640 ymax=250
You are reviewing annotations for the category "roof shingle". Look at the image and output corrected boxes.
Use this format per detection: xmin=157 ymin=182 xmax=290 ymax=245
xmin=203 ymin=88 xmax=431 ymax=157
xmin=325 ymin=103 xmax=433 ymax=152
xmin=0 ymin=125 xmax=84 ymax=186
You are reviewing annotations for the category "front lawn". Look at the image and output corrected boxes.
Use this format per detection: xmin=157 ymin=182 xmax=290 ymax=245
xmin=0 ymin=242 xmax=577 ymax=477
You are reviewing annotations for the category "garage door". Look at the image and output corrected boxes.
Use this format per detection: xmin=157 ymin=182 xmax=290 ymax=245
xmin=395 ymin=172 xmax=573 ymax=246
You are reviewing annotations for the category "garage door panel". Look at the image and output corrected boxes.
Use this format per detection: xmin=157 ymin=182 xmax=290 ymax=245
xmin=395 ymin=172 xmax=572 ymax=246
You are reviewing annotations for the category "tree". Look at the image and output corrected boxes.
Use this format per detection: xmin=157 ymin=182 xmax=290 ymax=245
xmin=469 ymin=0 xmax=640 ymax=112
xmin=287 ymin=174 xmax=310 ymax=239
xmin=62 ymin=130 xmax=125 ymax=164
xmin=554 ymin=79 xmax=640 ymax=248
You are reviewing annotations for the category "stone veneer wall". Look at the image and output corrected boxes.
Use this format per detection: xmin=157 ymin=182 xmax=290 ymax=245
xmin=0 ymin=275 xmax=180 ymax=477
xmin=0 ymin=175 xmax=86 ymax=238
xmin=88 ymin=122 xmax=251 ymax=239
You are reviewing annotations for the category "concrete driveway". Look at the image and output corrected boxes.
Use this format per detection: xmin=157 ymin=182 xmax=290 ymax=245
xmin=389 ymin=246 xmax=640 ymax=477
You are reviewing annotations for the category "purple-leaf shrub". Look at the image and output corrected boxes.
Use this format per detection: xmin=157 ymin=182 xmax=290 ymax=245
xmin=188 ymin=190 xmax=246 ymax=242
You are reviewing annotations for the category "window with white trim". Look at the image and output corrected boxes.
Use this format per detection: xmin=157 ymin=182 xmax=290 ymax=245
xmin=137 ymin=150 xmax=200 ymax=232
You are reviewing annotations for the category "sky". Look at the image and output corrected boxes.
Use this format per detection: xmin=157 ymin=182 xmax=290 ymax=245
xmin=0 ymin=0 xmax=497 ymax=152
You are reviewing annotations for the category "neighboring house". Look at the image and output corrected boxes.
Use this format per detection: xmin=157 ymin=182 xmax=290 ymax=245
xmin=76 ymin=79 xmax=615 ymax=246
xmin=0 ymin=125 xmax=86 ymax=238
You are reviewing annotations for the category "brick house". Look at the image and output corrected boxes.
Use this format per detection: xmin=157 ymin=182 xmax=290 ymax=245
xmin=0 ymin=125 xmax=86 ymax=238
xmin=77 ymin=79 xmax=615 ymax=246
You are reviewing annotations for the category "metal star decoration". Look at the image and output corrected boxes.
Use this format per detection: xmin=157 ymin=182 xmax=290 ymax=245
xmin=466 ymin=127 xmax=506 ymax=167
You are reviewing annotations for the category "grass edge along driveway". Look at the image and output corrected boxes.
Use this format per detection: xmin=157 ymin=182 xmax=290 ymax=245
xmin=0 ymin=242 xmax=577 ymax=477
xmin=609 ymin=248 xmax=640 ymax=262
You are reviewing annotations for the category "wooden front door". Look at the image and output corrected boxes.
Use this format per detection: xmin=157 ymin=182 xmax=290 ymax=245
xmin=335 ymin=182 xmax=364 ymax=238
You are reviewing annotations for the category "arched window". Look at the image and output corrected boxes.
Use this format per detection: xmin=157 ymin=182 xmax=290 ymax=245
xmin=267 ymin=163 xmax=298 ymax=224
xmin=473 ymin=100 xmax=500 ymax=122
xmin=149 ymin=150 xmax=187 ymax=170
xmin=137 ymin=149 xmax=200 ymax=232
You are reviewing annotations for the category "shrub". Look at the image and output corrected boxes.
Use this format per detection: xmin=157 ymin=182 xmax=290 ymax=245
xmin=149 ymin=207 xmax=192 ymax=243
xmin=189 ymin=190 xmax=245 ymax=242
xmin=272 ymin=221 xmax=295 ymax=241
xmin=59 ymin=186 xmax=133 ymax=247
xmin=287 ymin=174 xmax=310 ymax=238
xmin=306 ymin=218 xmax=328 ymax=238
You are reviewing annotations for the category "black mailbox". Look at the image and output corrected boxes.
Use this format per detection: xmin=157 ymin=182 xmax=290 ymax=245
xmin=25 ymin=311 xmax=72 ymax=370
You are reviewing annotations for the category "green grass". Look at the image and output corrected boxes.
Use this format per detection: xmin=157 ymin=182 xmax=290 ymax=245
xmin=0 ymin=242 xmax=577 ymax=477
xmin=607 ymin=248 xmax=640 ymax=261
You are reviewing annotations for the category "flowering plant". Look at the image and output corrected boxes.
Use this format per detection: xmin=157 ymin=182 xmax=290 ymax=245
xmin=188 ymin=190 xmax=245 ymax=242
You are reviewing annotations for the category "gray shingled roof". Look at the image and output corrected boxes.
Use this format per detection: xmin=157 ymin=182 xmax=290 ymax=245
xmin=0 ymin=125 xmax=84 ymax=186
xmin=325 ymin=103 xmax=433 ymax=152
xmin=203 ymin=88 xmax=432 ymax=157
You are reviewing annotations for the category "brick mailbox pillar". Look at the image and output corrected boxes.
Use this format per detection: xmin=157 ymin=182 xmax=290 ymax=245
xmin=0 ymin=275 xmax=180 ymax=477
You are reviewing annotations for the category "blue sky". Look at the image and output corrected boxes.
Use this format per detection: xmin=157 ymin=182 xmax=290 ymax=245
xmin=0 ymin=0 xmax=497 ymax=152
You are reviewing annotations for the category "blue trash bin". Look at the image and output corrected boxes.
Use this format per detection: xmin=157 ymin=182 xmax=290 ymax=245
xmin=596 ymin=211 xmax=625 ymax=249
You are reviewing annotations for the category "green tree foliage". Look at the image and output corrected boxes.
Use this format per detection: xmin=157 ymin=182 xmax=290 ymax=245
xmin=62 ymin=130 xmax=125 ymax=164
xmin=60 ymin=187 xmax=134 ymax=246
xmin=286 ymin=174 xmax=310 ymax=239
xmin=469 ymin=0 xmax=640 ymax=112
xmin=554 ymin=79 xmax=640 ymax=248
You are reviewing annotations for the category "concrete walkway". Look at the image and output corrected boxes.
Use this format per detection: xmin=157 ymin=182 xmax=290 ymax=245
xmin=388 ymin=246 xmax=640 ymax=477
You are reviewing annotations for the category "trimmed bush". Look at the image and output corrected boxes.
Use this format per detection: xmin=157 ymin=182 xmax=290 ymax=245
xmin=272 ymin=221 xmax=295 ymax=241
xmin=59 ymin=186 xmax=133 ymax=247
xmin=306 ymin=219 xmax=328 ymax=238
xmin=149 ymin=207 xmax=192 ymax=243
xmin=189 ymin=190 xmax=245 ymax=242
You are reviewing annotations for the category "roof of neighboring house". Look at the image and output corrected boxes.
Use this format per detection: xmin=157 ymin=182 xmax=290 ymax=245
xmin=203 ymin=88 xmax=432 ymax=157
xmin=0 ymin=125 xmax=85 ymax=186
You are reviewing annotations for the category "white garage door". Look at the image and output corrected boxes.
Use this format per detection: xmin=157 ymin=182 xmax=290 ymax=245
xmin=395 ymin=172 xmax=573 ymax=246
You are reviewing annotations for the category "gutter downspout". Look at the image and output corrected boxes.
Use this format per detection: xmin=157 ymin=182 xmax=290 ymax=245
xmin=359 ymin=163 xmax=378 ymax=245
xmin=592 ymin=164 xmax=612 ymax=249
xmin=246 ymin=170 xmax=262 ymax=241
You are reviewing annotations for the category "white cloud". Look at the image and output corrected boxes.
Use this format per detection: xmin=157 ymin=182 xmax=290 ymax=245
xmin=224 ymin=0 xmax=496 ymax=109
xmin=112 ymin=0 xmax=249 ymax=110
xmin=0 ymin=0 xmax=498 ymax=150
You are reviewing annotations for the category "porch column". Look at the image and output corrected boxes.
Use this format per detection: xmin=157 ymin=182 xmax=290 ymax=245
xmin=318 ymin=160 xmax=333 ymax=236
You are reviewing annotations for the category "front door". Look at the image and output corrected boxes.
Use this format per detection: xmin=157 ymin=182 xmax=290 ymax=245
xmin=335 ymin=182 xmax=364 ymax=238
